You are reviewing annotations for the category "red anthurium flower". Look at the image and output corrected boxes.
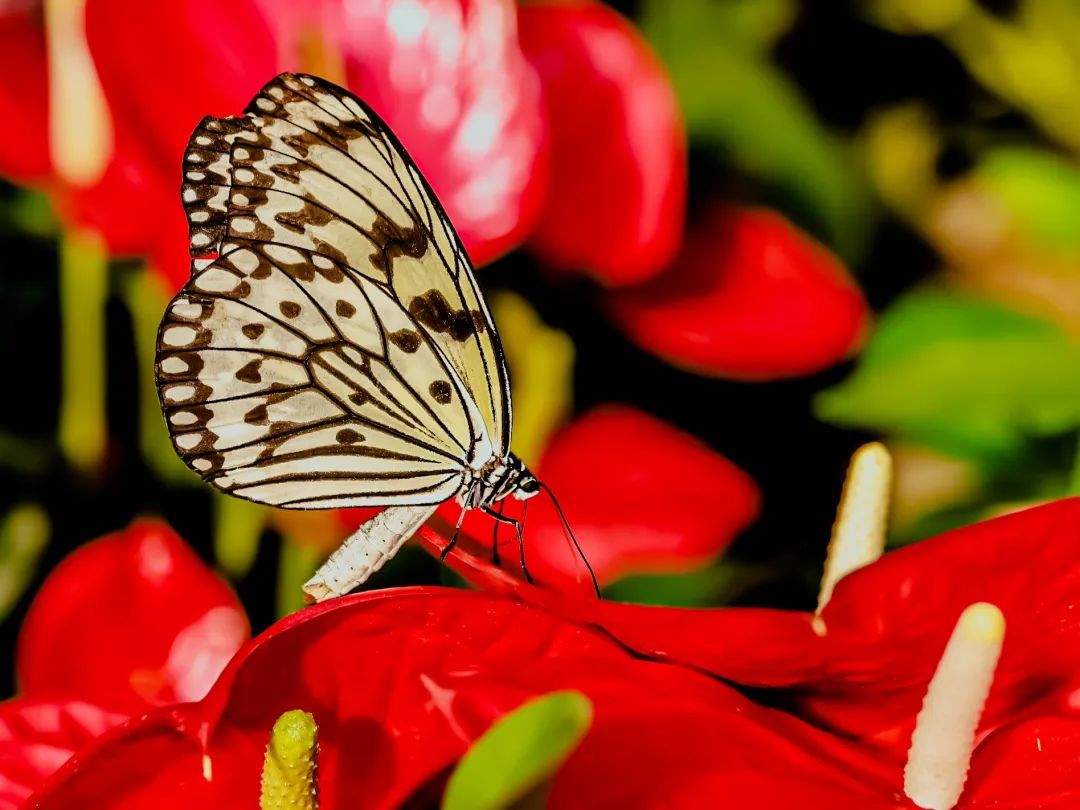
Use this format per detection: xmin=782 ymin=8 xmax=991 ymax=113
xmin=421 ymin=498 xmax=1080 ymax=808
xmin=0 ymin=0 xmax=184 ymax=284
xmin=519 ymin=0 xmax=686 ymax=285
xmin=0 ymin=520 xmax=248 ymax=804
xmin=31 ymin=588 xmax=905 ymax=809
xmin=609 ymin=206 xmax=871 ymax=379
xmin=499 ymin=498 xmax=1080 ymax=764
xmin=17 ymin=519 xmax=249 ymax=714
xmin=524 ymin=406 xmax=759 ymax=586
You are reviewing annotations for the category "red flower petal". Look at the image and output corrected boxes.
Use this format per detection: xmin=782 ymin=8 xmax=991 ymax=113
xmin=32 ymin=589 xmax=900 ymax=809
xmin=798 ymin=497 xmax=1080 ymax=758
xmin=16 ymin=520 xmax=249 ymax=714
xmin=337 ymin=0 xmax=549 ymax=264
xmin=0 ymin=699 xmax=126 ymax=810
xmin=0 ymin=6 xmax=51 ymax=183
xmin=520 ymin=0 xmax=685 ymax=285
xmin=84 ymin=0 xmax=278 ymax=173
xmin=57 ymin=134 xmax=177 ymax=257
xmin=963 ymin=714 xmax=1080 ymax=807
xmin=609 ymin=207 xmax=871 ymax=379
xmin=148 ymin=209 xmax=196 ymax=292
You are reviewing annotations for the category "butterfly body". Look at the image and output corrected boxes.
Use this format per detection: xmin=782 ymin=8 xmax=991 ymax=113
xmin=156 ymin=73 xmax=538 ymax=599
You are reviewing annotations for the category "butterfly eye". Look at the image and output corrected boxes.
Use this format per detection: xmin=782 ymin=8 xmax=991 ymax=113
xmin=515 ymin=477 xmax=541 ymax=498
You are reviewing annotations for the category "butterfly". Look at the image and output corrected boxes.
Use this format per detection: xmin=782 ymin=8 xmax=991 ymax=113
xmin=155 ymin=73 xmax=596 ymax=601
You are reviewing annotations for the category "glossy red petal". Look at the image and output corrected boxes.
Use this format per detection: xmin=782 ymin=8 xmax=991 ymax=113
xmin=84 ymin=0 xmax=278 ymax=173
xmin=520 ymin=0 xmax=686 ymax=285
xmin=609 ymin=207 xmax=871 ymax=379
xmin=32 ymin=589 xmax=900 ymax=809
xmin=963 ymin=714 xmax=1080 ymax=807
xmin=796 ymin=497 xmax=1080 ymax=759
xmin=338 ymin=0 xmax=549 ymax=264
xmin=0 ymin=698 xmax=127 ymax=810
xmin=518 ymin=498 xmax=1080 ymax=766
xmin=0 ymin=6 xmax=51 ymax=183
xmin=16 ymin=520 xmax=249 ymax=714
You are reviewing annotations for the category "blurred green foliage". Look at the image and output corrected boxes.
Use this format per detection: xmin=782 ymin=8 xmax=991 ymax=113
xmin=0 ymin=505 xmax=49 ymax=621
xmin=976 ymin=148 xmax=1080 ymax=250
xmin=641 ymin=0 xmax=873 ymax=258
xmin=817 ymin=291 xmax=1080 ymax=461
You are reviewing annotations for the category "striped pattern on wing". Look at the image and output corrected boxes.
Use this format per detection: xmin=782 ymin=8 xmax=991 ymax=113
xmin=156 ymin=242 xmax=475 ymax=509
xmin=179 ymin=72 xmax=510 ymax=461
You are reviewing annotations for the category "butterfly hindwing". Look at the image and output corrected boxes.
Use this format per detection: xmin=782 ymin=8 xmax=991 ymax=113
xmin=157 ymin=242 xmax=472 ymax=509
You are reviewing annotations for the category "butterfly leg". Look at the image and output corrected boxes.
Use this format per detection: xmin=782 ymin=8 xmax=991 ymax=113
xmin=441 ymin=508 xmax=467 ymax=560
xmin=491 ymin=499 xmax=505 ymax=568
xmin=482 ymin=506 xmax=534 ymax=584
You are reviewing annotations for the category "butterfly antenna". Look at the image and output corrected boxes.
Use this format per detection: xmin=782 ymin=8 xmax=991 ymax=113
xmin=539 ymin=482 xmax=601 ymax=598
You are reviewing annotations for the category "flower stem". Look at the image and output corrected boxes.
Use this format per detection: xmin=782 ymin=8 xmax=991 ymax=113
xmin=58 ymin=229 xmax=108 ymax=474
xmin=261 ymin=710 xmax=319 ymax=810
xmin=904 ymin=602 xmax=1005 ymax=810
xmin=213 ymin=491 xmax=265 ymax=580
xmin=817 ymin=442 xmax=892 ymax=613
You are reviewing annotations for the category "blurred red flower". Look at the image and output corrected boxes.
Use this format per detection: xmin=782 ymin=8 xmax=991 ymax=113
xmin=520 ymin=0 xmax=686 ymax=285
xmin=609 ymin=206 xmax=871 ymax=379
xmin=0 ymin=1 xmax=186 ymax=283
xmin=0 ymin=6 xmax=49 ymax=183
xmin=29 ymin=588 xmax=902 ymax=809
xmin=17 ymin=519 xmax=249 ymax=713
xmin=85 ymin=0 xmax=550 ymax=269
xmin=1 ymin=0 xmax=685 ymax=290
xmin=0 ymin=520 xmax=248 ymax=804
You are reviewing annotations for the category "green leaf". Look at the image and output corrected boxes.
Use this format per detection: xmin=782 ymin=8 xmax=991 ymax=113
xmin=640 ymin=0 xmax=873 ymax=258
xmin=816 ymin=291 xmax=1080 ymax=458
xmin=442 ymin=691 xmax=593 ymax=810
xmin=976 ymin=147 xmax=1080 ymax=250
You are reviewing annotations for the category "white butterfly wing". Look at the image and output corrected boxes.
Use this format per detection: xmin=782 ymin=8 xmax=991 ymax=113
xmin=157 ymin=73 xmax=511 ymax=509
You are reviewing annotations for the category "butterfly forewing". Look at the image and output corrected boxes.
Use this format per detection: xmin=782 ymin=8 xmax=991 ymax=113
xmin=158 ymin=73 xmax=511 ymax=509
xmin=179 ymin=73 xmax=508 ymax=446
